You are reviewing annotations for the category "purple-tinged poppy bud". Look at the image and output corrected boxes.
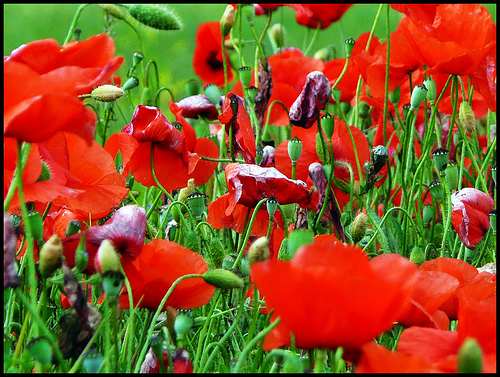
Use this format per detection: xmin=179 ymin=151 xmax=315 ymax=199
xmin=175 ymin=94 xmax=219 ymax=120
xmin=260 ymin=145 xmax=275 ymax=167
xmin=289 ymin=71 xmax=331 ymax=129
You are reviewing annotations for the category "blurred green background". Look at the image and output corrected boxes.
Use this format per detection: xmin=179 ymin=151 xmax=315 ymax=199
xmin=4 ymin=3 xmax=496 ymax=130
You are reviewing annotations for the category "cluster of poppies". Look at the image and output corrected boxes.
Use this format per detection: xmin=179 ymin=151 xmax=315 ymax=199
xmin=4 ymin=3 xmax=496 ymax=374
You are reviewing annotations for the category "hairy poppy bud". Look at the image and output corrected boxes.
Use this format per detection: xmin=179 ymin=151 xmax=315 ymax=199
xmin=351 ymin=212 xmax=368 ymax=243
xmin=220 ymin=4 xmax=235 ymax=37
xmin=248 ymin=236 xmax=270 ymax=264
xmin=410 ymin=84 xmax=428 ymax=110
xmin=95 ymin=239 xmax=120 ymax=275
xmin=201 ymin=268 xmax=244 ymax=289
xmin=127 ymin=4 xmax=182 ymax=31
xmin=314 ymin=45 xmax=336 ymax=62
xmin=277 ymin=238 xmax=290 ymax=261
xmin=100 ymin=4 xmax=126 ymax=20
xmin=36 ymin=160 xmax=51 ymax=182
xmin=205 ymin=237 xmax=226 ymax=269
xmin=91 ymin=84 xmax=125 ymax=101
xmin=238 ymin=66 xmax=252 ymax=88
xmin=457 ymin=337 xmax=483 ymax=373
xmin=288 ymin=136 xmax=303 ymax=164
xmin=39 ymin=234 xmax=63 ymax=277
xmin=459 ymin=101 xmax=476 ymax=133
xmin=423 ymin=77 xmax=437 ymax=104
xmin=409 ymin=246 xmax=425 ymax=266
xmin=270 ymin=23 xmax=285 ymax=49
xmin=432 ymin=147 xmax=449 ymax=172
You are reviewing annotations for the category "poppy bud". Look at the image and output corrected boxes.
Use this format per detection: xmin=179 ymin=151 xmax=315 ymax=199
xmin=140 ymin=87 xmax=154 ymax=106
xmin=459 ymin=101 xmax=476 ymax=133
xmin=445 ymin=162 xmax=459 ymax=191
xmin=39 ymin=234 xmax=63 ymax=277
xmin=75 ymin=236 xmax=89 ymax=273
xmin=457 ymin=337 xmax=483 ymax=373
xmin=239 ymin=258 xmax=250 ymax=277
xmin=247 ymin=85 xmax=258 ymax=103
xmin=241 ymin=4 xmax=255 ymax=23
xmin=127 ymin=4 xmax=182 ymax=31
xmin=388 ymin=86 xmax=401 ymax=105
xmin=204 ymin=83 xmax=221 ymax=106
xmin=205 ymin=237 xmax=226 ymax=269
xmin=183 ymin=230 xmax=201 ymax=254
xmin=83 ymin=349 xmax=104 ymax=373
xmin=316 ymin=133 xmax=327 ymax=164
xmin=422 ymin=205 xmax=433 ymax=225
xmin=432 ymin=147 xmax=449 ymax=172
xmin=288 ymin=136 xmax=303 ymax=164
xmin=248 ymin=236 xmax=270 ymax=264
xmin=340 ymin=101 xmax=351 ymax=115
xmin=27 ymin=211 xmax=44 ymax=244
xmin=358 ymin=101 xmax=370 ymax=119
xmin=36 ymin=160 xmax=51 ymax=182
xmin=95 ymin=239 xmax=120 ymax=275
xmin=409 ymin=246 xmax=425 ymax=266
xmin=344 ymin=37 xmax=355 ymax=58
xmin=321 ymin=113 xmax=335 ymax=139
xmin=351 ymin=212 xmax=368 ymax=243
xmin=187 ymin=191 xmax=207 ymax=218
xmin=220 ymin=4 xmax=235 ymax=37
xmin=277 ymin=238 xmax=290 ymax=261
xmin=201 ymin=268 xmax=244 ymax=289
xmin=429 ymin=180 xmax=444 ymax=200
xmin=27 ymin=337 xmax=52 ymax=365
xmin=91 ymin=84 xmax=125 ymax=102
xmin=287 ymin=229 xmax=314 ymax=258
xmin=270 ymin=23 xmax=285 ymax=49
xmin=65 ymin=219 xmax=82 ymax=237
xmin=489 ymin=210 xmax=496 ymax=234
xmin=122 ymin=76 xmax=139 ymax=91
xmin=238 ymin=66 xmax=252 ymax=88
xmin=174 ymin=312 xmax=193 ymax=336
xmin=423 ymin=77 xmax=437 ymax=104
xmin=266 ymin=196 xmax=278 ymax=218
xmin=185 ymin=79 xmax=199 ymax=96
xmin=100 ymin=4 xmax=126 ymax=20
xmin=410 ymin=84 xmax=428 ymax=110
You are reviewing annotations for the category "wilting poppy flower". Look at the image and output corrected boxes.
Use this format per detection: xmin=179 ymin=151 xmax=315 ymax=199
xmin=173 ymin=94 xmax=220 ymax=121
xmin=288 ymin=4 xmax=353 ymax=29
xmin=396 ymin=4 xmax=496 ymax=76
xmin=219 ymin=93 xmax=256 ymax=163
xmin=451 ymin=188 xmax=495 ymax=249
xmin=251 ymin=242 xmax=418 ymax=350
xmin=4 ymin=132 xmax=129 ymax=219
xmin=289 ymin=71 xmax=331 ymax=129
xmin=419 ymin=257 xmax=496 ymax=320
xmin=225 ymin=163 xmax=314 ymax=217
xmin=63 ymin=205 xmax=146 ymax=275
xmin=120 ymin=239 xmax=215 ymax=310
xmin=193 ymin=21 xmax=234 ymax=87
xmin=105 ymin=105 xmax=190 ymax=192
xmin=397 ymin=291 xmax=496 ymax=373
xmin=4 ymin=33 xmax=123 ymax=144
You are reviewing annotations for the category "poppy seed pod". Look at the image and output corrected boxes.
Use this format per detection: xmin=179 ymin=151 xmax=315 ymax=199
xmin=122 ymin=76 xmax=139 ymax=91
xmin=187 ymin=191 xmax=207 ymax=218
xmin=101 ymin=270 xmax=125 ymax=298
xmin=459 ymin=101 xmax=476 ymax=133
xmin=248 ymin=236 xmax=270 ymax=264
xmin=429 ymin=180 xmax=444 ymax=200
xmin=344 ymin=37 xmax=355 ymax=57
xmin=127 ymin=4 xmax=182 ymax=31
xmin=91 ymin=84 xmax=125 ymax=102
xmin=321 ymin=113 xmax=335 ymax=139
xmin=65 ymin=219 xmax=82 ymax=237
xmin=423 ymin=77 xmax=437 ymax=104
xmin=204 ymin=83 xmax=221 ymax=106
xmin=132 ymin=51 xmax=144 ymax=67
xmin=288 ymin=136 xmax=303 ymax=164
xmin=247 ymin=85 xmax=258 ymax=103
xmin=238 ymin=66 xmax=252 ymax=88
xmin=445 ymin=162 xmax=459 ymax=191
xmin=201 ymin=268 xmax=244 ymax=289
xmin=39 ymin=234 xmax=63 ymax=277
xmin=410 ymin=84 xmax=428 ymax=110
xmin=457 ymin=337 xmax=483 ymax=373
xmin=266 ymin=196 xmax=279 ymax=218
xmin=174 ymin=312 xmax=194 ymax=336
xmin=432 ymin=147 xmax=449 ymax=172
xmin=220 ymin=4 xmax=235 ymax=37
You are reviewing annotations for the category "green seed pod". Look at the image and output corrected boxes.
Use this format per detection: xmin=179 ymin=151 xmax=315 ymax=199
xmin=432 ymin=147 xmax=449 ymax=172
xmin=183 ymin=229 xmax=201 ymax=254
xmin=65 ymin=219 xmax=82 ymax=237
xmin=39 ymin=234 xmax=63 ymax=277
xmin=457 ymin=337 xmax=483 ymax=373
xmin=445 ymin=162 xmax=459 ymax=191
xmin=409 ymin=246 xmax=426 ymax=266
xmin=238 ymin=66 xmax=252 ymax=88
xmin=122 ymin=76 xmax=139 ymax=91
xmin=248 ymin=236 xmax=270 ymax=264
xmin=410 ymin=84 xmax=428 ymax=110
xmin=204 ymin=237 xmax=226 ymax=269
xmin=288 ymin=136 xmax=303 ymax=164
xmin=358 ymin=101 xmax=370 ymax=119
xmin=187 ymin=191 xmax=207 ymax=218
xmin=344 ymin=37 xmax=355 ymax=57
xmin=27 ymin=337 xmax=52 ymax=365
xmin=459 ymin=101 xmax=476 ymax=133
xmin=321 ymin=113 xmax=335 ymax=139
xmin=222 ymin=255 xmax=236 ymax=270
xmin=429 ymin=180 xmax=444 ymax=200
xmin=201 ymin=268 xmax=244 ymax=290
xmin=239 ymin=257 xmax=250 ymax=277
xmin=174 ymin=312 xmax=194 ymax=336
xmin=247 ymin=85 xmax=258 ymax=103
xmin=422 ymin=205 xmax=434 ymax=225
xmin=266 ymin=196 xmax=278 ymax=218
xmin=101 ymin=270 xmax=125 ymax=298
xmin=351 ymin=212 xmax=368 ymax=244
xmin=204 ymin=83 xmax=221 ymax=106
xmin=423 ymin=77 xmax=437 ymax=104
xmin=127 ymin=4 xmax=182 ymax=31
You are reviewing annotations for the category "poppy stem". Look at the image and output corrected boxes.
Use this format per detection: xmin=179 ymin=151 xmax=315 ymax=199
xmin=303 ymin=21 xmax=322 ymax=57
xmin=313 ymin=348 xmax=326 ymax=373
xmin=63 ymin=3 xmax=90 ymax=45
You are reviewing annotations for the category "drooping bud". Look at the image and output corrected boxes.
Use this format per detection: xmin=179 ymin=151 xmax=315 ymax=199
xmin=459 ymin=101 xmax=476 ymax=133
xmin=220 ymin=4 xmax=235 ymax=37
xmin=388 ymin=86 xmax=401 ymax=105
xmin=238 ymin=66 xmax=252 ymax=88
xmin=314 ymin=45 xmax=336 ymax=62
xmin=432 ymin=147 xmax=449 ymax=172
xmin=74 ymin=231 xmax=89 ymax=273
xmin=409 ymin=246 xmax=426 ymax=266
xmin=351 ymin=212 xmax=368 ymax=243
xmin=122 ymin=76 xmax=140 ymax=91
xmin=457 ymin=337 xmax=483 ymax=373
xmin=127 ymin=4 xmax=182 ymax=31
xmin=201 ymin=268 xmax=244 ymax=289
xmin=321 ymin=113 xmax=335 ymax=139
xmin=91 ymin=84 xmax=125 ymax=102
xmin=39 ymin=234 xmax=63 ymax=277
xmin=204 ymin=237 xmax=226 ymax=269
xmin=344 ymin=37 xmax=355 ymax=58
xmin=241 ymin=4 xmax=255 ymax=23
xmin=203 ymin=83 xmax=221 ymax=106
xmin=288 ymin=136 xmax=303 ymax=164
xmin=445 ymin=162 xmax=459 ymax=191
xmin=410 ymin=84 xmax=428 ymax=110
xmin=423 ymin=77 xmax=437 ymax=104
xmin=178 ymin=178 xmax=195 ymax=203
xmin=247 ymin=236 xmax=270 ymax=264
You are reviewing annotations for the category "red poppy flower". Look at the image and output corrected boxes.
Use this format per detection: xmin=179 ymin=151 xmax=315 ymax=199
xmin=390 ymin=4 xmax=439 ymax=24
xmin=173 ymin=94 xmax=220 ymax=121
xmin=251 ymin=242 xmax=418 ymax=350
xmin=219 ymin=93 xmax=256 ymax=163
xmin=120 ymin=239 xmax=215 ymax=310
xmin=4 ymin=33 xmax=123 ymax=144
xmin=193 ymin=21 xmax=234 ymax=87
xmin=63 ymin=204 xmax=146 ymax=275
xmin=225 ymin=163 xmax=314 ymax=216
xmin=289 ymin=71 xmax=331 ymax=129
xmin=4 ymin=132 xmax=129 ymax=219
xmin=105 ymin=105 xmax=190 ymax=192
xmin=419 ymin=257 xmax=496 ymax=320
xmin=451 ymin=188 xmax=495 ymax=250
xmin=395 ymin=4 xmax=496 ymax=76
xmin=288 ymin=4 xmax=353 ymax=29
xmin=397 ymin=292 xmax=496 ymax=373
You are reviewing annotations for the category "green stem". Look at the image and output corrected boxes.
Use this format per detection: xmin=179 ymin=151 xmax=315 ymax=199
xmin=63 ymin=3 xmax=90 ymax=45
xmin=314 ymin=348 xmax=326 ymax=374
xmin=303 ymin=22 xmax=322 ymax=56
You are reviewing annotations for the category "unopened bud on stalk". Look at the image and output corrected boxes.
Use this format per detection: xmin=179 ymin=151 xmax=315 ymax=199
xmin=288 ymin=136 xmax=303 ymax=164
xmin=241 ymin=4 xmax=255 ymax=23
xmin=423 ymin=77 xmax=437 ymax=104
xmin=91 ymin=85 xmax=125 ymax=102
xmin=409 ymin=246 xmax=425 ymax=266
xmin=248 ymin=236 xmax=270 ymax=264
xmin=65 ymin=219 xmax=82 ymax=237
xmin=459 ymin=101 xmax=476 ymax=133
xmin=410 ymin=84 xmax=428 ymax=110
xmin=127 ymin=4 xmax=182 ymax=31
xmin=270 ymin=23 xmax=285 ymax=48
xmin=95 ymin=239 xmax=120 ymax=275
xmin=174 ymin=312 xmax=193 ymax=336
xmin=358 ymin=101 xmax=370 ymax=119
xmin=220 ymin=4 xmax=235 ymax=37
xmin=201 ymin=268 xmax=244 ymax=289
xmin=389 ymin=86 xmax=401 ymax=105
xmin=39 ymin=234 xmax=63 ymax=277
xmin=75 ymin=233 xmax=89 ymax=273
xmin=351 ymin=212 xmax=368 ymax=243
xmin=457 ymin=337 xmax=483 ymax=373
xmin=238 ymin=66 xmax=252 ymax=88
xmin=314 ymin=45 xmax=336 ymax=62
